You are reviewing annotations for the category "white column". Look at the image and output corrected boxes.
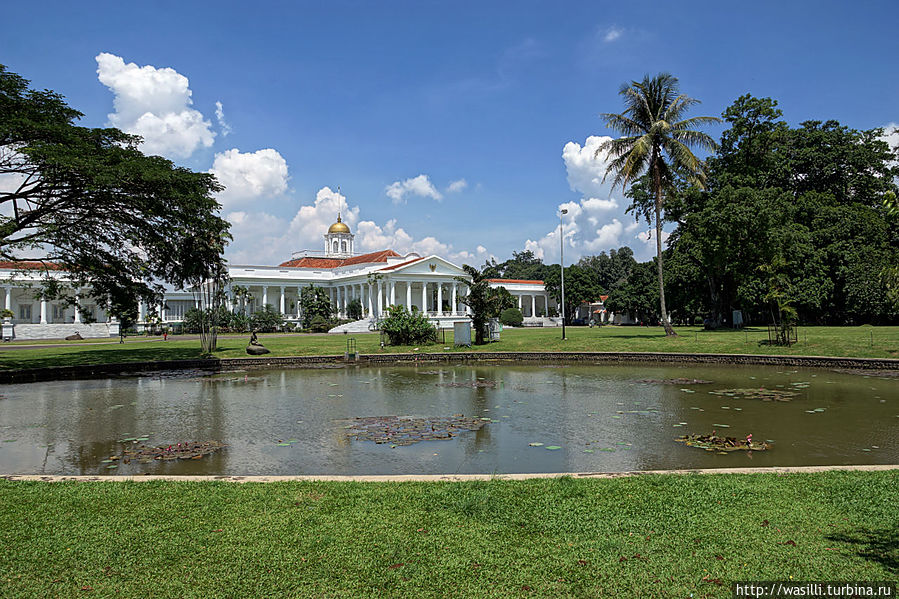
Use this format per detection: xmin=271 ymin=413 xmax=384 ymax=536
xmin=465 ymin=285 xmax=472 ymax=315
xmin=74 ymin=294 xmax=82 ymax=323
xmin=337 ymin=286 xmax=343 ymax=317
xmin=421 ymin=282 xmax=427 ymax=313
xmin=389 ymin=280 xmax=396 ymax=306
xmin=544 ymin=295 xmax=549 ymax=315
xmin=4 ymin=286 xmax=11 ymax=311
xmin=406 ymin=281 xmax=412 ymax=309
xmin=138 ymin=301 xmax=145 ymax=321
xmin=40 ymin=298 xmax=47 ymax=324
xmin=367 ymin=283 xmax=373 ymax=317
xmin=437 ymin=282 xmax=443 ymax=316
xmin=279 ymin=286 xmax=285 ymax=314
xmin=451 ymin=283 xmax=457 ymax=315
xmin=531 ymin=295 xmax=536 ymax=318
xmin=377 ymin=282 xmax=383 ymax=316
xmin=518 ymin=294 xmax=522 ymax=310
xmin=296 ymin=286 xmax=302 ymax=319
xmin=262 ymin=286 xmax=268 ymax=309
xmin=159 ymin=302 xmax=166 ymax=322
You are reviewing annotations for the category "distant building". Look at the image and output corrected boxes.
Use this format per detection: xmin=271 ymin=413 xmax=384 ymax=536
xmin=1 ymin=215 xmax=561 ymax=339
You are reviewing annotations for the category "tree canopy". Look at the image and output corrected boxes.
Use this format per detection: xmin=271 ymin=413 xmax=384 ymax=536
xmin=0 ymin=65 xmax=230 ymax=317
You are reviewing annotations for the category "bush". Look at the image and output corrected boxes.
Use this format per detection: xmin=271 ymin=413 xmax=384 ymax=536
xmin=251 ymin=304 xmax=285 ymax=333
xmin=378 ymin=305 xmax=437 ymax=346
xmin=347 ymin=298 xmax=363 ymax=320
xmin=499 ymin=307 xmax=524 ymax=327
xmin=308 ymin=315 xmax=332 ymax=333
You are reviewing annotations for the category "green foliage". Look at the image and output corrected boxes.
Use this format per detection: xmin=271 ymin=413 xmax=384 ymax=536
xmin=456 ymin=266 xmax=515 ymax=344
xmin=604 ymin=261 xmax=659 ymax=322
xmin=308 ymin=315 xmax=331 ymax=333
xmin=481 ymin=250 xmax=553 ymax=281
xmin=300 ymin=285 xmax=334 ymax=329
xmin=346 ymin=298 xmax=363 ymax=320
xmin=543 ymin=265 xmax=602 ymax=325
xmin=0 ymin=308 xmax=13 ymax=319
xmin=250 ymin=305 xmax=285 ymax=333
xmin=0 ymin=65 xmax=231 ymax=316
xmin=499 ymin=307 xmax=524 ymax=327
xmin=378 ymin=305 xmax=437 ymax=346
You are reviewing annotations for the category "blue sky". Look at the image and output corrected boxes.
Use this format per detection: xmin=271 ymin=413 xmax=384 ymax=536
xmin=4 ymin=0 xmax=897 ymax=266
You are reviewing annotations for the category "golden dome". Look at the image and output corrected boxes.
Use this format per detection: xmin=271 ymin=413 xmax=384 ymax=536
xmin=328 ymin=213 xmax=350 ymax=234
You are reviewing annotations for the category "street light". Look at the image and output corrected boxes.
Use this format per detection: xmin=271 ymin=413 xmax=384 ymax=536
xmin=560 ymin=208 xmax=567 ymax=341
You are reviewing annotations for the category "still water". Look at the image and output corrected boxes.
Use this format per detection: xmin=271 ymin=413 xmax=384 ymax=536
xmin=1 ymin=363 xmax=896 ymax=475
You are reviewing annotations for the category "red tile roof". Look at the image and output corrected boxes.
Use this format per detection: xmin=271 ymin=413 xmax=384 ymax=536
xmin=380 ymin=256 xmax=425 ymax=271
xmin=0 ymin=260 xmax=63 ymax=270
xmin=278 ymin=249 xmax=401 ymax=269
xmin=487 ymin=279 xmax=544 ymax=285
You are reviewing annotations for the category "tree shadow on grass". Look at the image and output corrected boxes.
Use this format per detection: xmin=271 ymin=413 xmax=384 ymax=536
xmin=0 ymin=344 xmax=214 ymax=371
xmin=827 ymin=526 xmax=899 ymax=574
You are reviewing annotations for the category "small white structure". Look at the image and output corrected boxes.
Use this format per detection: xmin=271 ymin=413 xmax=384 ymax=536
xmin=0 ymin=214 xmax=563 ymax=339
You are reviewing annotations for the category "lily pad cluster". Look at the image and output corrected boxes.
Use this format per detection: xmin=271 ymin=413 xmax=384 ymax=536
xmin=708 ymin=388 xmax=799 ymax=401
xmin=637 ymin=378 xmax=713 ymax=385
xmin=104 ymin=440 xmax=226 ymax=466
xmin=343 ymin=415 xmax=487 ymax=446
xmin=676 ymin=434 xmax=770 ymax=452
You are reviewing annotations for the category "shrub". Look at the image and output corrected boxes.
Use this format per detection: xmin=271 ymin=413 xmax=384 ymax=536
xmin=251 ymin=304 xmax=285 ymax=333
xmin=347 ymin=298 xmax=363 ymax=320
xmin=378 ymin=305 xmax=437 ymax=346
xmin=308 ymin=315 xmax=332 ymax=333
xmin=499 ymin=307 xmax=524 ymax=327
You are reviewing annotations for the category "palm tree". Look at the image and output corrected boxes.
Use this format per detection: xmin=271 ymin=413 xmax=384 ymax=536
xmin=598 ymin=73 xmax=720 ymax=336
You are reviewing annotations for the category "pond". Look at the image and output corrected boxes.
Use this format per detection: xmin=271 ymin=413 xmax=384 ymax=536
xmin=1 ymin=363 xmax=897 ymax=475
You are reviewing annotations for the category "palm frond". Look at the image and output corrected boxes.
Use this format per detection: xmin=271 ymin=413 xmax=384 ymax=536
xmin=600 ymin=112 xmax=647 ymax=136
xmin=673 ymin=115 xmax=723 ymax=131
xmin=671 ymin=128 xmax=719 ymax=152
xmin=663 ymin=93 xmax=699 ymax=122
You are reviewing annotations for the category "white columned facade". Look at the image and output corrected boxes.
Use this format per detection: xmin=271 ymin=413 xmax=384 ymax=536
xmin=262 ymin=286 xmax=268 ymax=309
xmin=531 ymin=295 xmax=536 ymax=318
xmin=518 ymin=295 xmax=522 ymax=310
xmin=421 ymin=282 xmax=427 ymax=313
xmin=296 ymin=286 xmax=302 ymax=319
xmin=40 ymin=298 xmax=48 ymax=324
xmin=436 ymin=283 xmax=443 ymax=316
xmin=406 ymin=282 xmax=412 ymax=309
xmin=4 ymin=286 xmax=11 ymax=311
xmin=389 ymin=280 xmax=396 ymax=306
xmin=451 ymin=283 xmax=457 ymax=315
xmin=279 ymin=286 xmax=285 ymax=314
xmin=367 ymin=283 xmax=373 ymax=317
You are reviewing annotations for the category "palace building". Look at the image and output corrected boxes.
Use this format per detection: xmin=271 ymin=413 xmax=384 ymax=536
xmin=0 ymin=215 xmax=563 ymax=339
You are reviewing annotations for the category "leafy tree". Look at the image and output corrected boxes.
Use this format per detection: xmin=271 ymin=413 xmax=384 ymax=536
xmin=250 ymin=304 xmax=284 ymax=333
xmin=0 ymin=65 xmax=230 ymax=320
xmin=378 ymin=305 xmax=437 ymax=346
xmin=347 ymin=298 xmax=363 ymax=320
xmin=299 ymin=285 xmax=334 ymax=329
xmin=543 ymin=265 xmax=601 ymax=325
xmin=604 ymin=260 xmax=659 ymax=323
xmin=308 ymin=315 xmax=331 ymax=333
xmin=578 ymin=247 xmax=636 ymax=292
xmin=456 ymin=265 xmax=515 ymax=345
xmin=482 ymin=249 xmax=553 ymax=282
xmin=499 ymin=307 xmax=524 ymax=327
xmin=598 ymin=73 xmax=720 ymax=335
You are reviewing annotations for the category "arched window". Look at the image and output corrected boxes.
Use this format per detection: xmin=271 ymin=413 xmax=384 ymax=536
xmin=333 ymin=240 xmax=339 ymax=253
xmin=341 ymin=241 xmax=347 ymax=252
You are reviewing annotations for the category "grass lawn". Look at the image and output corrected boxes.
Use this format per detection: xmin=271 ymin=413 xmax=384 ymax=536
xmin=0 ymin=471 xmax=896 ymax=598
xmin=0 ymin=325 xmax=897 ymax=370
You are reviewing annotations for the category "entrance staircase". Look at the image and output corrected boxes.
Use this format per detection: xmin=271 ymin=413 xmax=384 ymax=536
xmin=327 ymin=318 xmax=376 ymax=334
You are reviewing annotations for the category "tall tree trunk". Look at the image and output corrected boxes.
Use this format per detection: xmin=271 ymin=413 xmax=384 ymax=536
xmin=653 ymin=162 xmax=676 ymax=336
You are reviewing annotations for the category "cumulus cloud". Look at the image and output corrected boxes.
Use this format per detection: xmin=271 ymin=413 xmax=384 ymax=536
xmin=562 ymin=135 xmax=617 ymax=198
xmin=603 ymin=27 xmax=623 ymax=42
xmin=636 ymin=229 xmax=671 ymax=247
xmin=385 ymin=174 xmax=443 ymax=204
xmin=95 ymin=52 xmax=215 ymax=159
xmin=209 ymin=148 xmax=289 ymax=208
xmin=215 ymin=101 xmax=232 ymax=137
xmin=447 ymin=179 xmax=468 ymax=193
xmin=880 ymin=123 xmax=899 ymax=162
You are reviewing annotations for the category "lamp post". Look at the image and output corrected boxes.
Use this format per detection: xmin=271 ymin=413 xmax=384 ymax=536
xmin=560 ymin=208 xmax=567 ymax=341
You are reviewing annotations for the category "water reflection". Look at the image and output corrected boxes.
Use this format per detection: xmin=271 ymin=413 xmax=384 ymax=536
xmin=0 ymin=364 xmax=896 ymax=476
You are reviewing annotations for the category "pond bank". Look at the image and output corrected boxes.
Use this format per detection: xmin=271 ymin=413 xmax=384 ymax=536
xmin=3 ymin=463 xmax=898 ymax=483
xmin=2 ymin=350 xmax=898 ymax=383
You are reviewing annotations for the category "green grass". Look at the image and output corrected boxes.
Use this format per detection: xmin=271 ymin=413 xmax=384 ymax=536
xmin=1 ymin=325 xmax=897 ymax=370
xmin=0 ymin=471 xmax=896 ymax=597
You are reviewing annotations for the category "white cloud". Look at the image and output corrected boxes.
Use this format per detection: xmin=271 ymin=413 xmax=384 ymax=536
xmin=95 ymin=52 xmax=215 ymax=159
xmin=603 ymin=27 xmax=623 ymax=42
xmin=209 ymin=148 xmax=289 ymax=209
xmin=215 ymin=101 xmax=232 ymax=137
xmin=636 ymin=229 xmax=671 ymax=247
xmin=385 ymin=174 xmax=443 ymax=204
xmin=447 ymin=178 xmax=468 ymax=193
xmin=880 ymin=123 xmax=899 ymax=165
xmin=562 ymin=135 xmax=616 ymax=198
xmin=476 ymin=245 xmax=487 ymax=254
